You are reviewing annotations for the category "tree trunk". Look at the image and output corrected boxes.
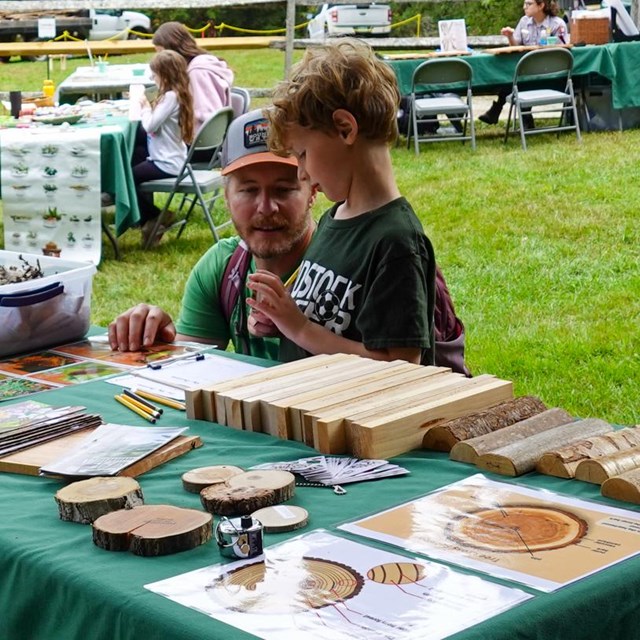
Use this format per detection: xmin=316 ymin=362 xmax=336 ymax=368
xmin=55 ymin=476 xmax=143 ymax=524
xmin=450 ymin=408 xmax=573 ymax=464
xmin=601 ymin=467 xmax=640 ymax=504
xmin=537 ymin=427 xmax=640 ymax=478
xmin=476 ymin=418 xmax=612 ymax=476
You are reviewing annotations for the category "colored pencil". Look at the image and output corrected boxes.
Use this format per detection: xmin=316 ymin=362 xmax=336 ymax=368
xmin=115 ymin=394 xmax=157 ymax=423
xmin=283 ymin=266 xmax=300 ymax=289
xmin=121 ymin=392 xmax=162 ymax=419
xmin=133 ymin=389 xmax=186 ymax=411
xmin=123 ymin=388 xmax=163 ymax=415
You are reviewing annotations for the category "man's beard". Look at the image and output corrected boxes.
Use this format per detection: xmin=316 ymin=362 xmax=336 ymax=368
xmin=244 ymin=214 xmax=310 ymax=260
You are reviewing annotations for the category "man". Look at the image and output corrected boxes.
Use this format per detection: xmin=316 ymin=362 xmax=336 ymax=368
xmin=108 ymin=109 xmax=316 ymax=360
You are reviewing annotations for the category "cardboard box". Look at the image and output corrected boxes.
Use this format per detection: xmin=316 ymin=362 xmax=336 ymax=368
xmin=0 ymin=251 xmax=96 ymax=358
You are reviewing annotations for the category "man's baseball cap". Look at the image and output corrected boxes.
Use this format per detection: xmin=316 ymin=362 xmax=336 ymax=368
xmin=221 ymin=109 xmax=298 ymax=176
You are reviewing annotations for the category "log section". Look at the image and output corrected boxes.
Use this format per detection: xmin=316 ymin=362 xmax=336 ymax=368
xmin=450 ymin=408 xmax=573 ymax=464
xmin=575 ymin=447 xmax=640 ymax=485
xmin=55 ymin=476 xmax=143 ymax=524
xmin=181 ymin=465 xmax=244 ymax=493
xmin=423 ymin=395 xmax=547 ymax=453
xmin=476 ymin=418 xmax=612 ymax=477
xmin=92 ymin=505 xmax=212 ymax=556
xmin=601 ymin=468 xmax=640 ymax=504
xmin=201 ymin=484 xmax=276 ymax=516
xmin=537 ymin=427 xmax=640 ymax=478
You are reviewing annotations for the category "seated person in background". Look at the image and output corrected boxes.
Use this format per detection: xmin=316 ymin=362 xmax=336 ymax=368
xmin=131 ymin=50 xmax=193 ymax=247
xmin=109 ymin=109 xmax=316 ymax=360
xmin=153 ymin=21 xmax=234 ymax=161
xmin=479 ymin=0 xmax=567 ymax=127
xmin=246 ymin=39 xmax=436 ymax=366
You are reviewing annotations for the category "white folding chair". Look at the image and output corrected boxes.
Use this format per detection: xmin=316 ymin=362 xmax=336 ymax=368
xmin=407 ymin=58 xmax=476 ymax=154
xmin=139 ymin=107 xmax=233 ymax=249
xmin=504 ymin=47 xmax=582 ymax=150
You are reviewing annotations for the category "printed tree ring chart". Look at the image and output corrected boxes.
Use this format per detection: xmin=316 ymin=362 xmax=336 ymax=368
xmin=206 ymin=556 xmax=364 ymax=613
xmin=367 ymin=562 xmax=427 ymax=585
xmin=448 ymin=504 xmax=588 ymax=553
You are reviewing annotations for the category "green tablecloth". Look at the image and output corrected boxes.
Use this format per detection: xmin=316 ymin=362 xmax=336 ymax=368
xmin=387 ymin=41 xmax=640 ymax=110
xmin=1 ymin=361 xmax=640 ymax=640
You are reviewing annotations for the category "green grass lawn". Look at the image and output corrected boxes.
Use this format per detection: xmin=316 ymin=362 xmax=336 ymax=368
xmin=1 ymin=52 xmax=638 ymax=427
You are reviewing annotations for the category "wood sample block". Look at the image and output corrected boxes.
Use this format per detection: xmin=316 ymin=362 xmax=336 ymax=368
xmin=601 ymin=468 xmax=640 ymax=504
xmin=202 ymin=353 xmax=345 ymax=424
xmin=307 ymin=369 xmax=465 ymax=454
xmin=537 ymin=427 xmax=640 ymax=478
xmin=575 ymin=447 xmax=640 ymax=485
xmin=92 ymin=505 xmax=212 ymax=556
xmin=55 ymin=476 xmax=144 ymax=524
xmin=449 ymin=407 xmax=573 ymax=464
xmin=347 ymin=375 xmax=513 ymax=459
xmin=423 ymin=395 xmax=548 ymax=453
xmin=476 ymin=418 xmax=612 ymax=477
xmin=216 ymin=354 xmax=356 ymax=428
xmin=184 ymin=385 xmax=204 ymax=420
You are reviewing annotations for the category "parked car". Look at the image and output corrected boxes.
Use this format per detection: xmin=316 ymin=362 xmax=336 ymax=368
xmin=307 ymin=3 xmax=392 ymax=39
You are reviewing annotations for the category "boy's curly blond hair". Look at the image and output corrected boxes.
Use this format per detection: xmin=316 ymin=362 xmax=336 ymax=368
xmin=268 ymin=39 xmax=399 ymax=155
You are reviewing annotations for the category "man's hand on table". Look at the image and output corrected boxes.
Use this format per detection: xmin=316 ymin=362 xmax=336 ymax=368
xmin=108 ymin=304 xmax=176 ymax=352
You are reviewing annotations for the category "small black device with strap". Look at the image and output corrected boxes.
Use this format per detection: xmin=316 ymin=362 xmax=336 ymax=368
xmin=220 ymin=242 xmax=471 ymax=376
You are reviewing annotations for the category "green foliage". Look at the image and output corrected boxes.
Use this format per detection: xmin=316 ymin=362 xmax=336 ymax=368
xmin=391 ymin=1 xmax=526 ymax=36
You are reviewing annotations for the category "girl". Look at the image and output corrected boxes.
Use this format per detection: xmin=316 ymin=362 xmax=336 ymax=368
xmin=132 ymin=50 xmax=194 ymax=245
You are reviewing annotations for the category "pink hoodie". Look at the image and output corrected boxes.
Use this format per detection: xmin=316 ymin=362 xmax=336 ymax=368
xmin=188 ymin=54 xmax=234 ymax=131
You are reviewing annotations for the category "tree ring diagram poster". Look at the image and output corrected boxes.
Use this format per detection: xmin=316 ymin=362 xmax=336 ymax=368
xmin=146 ymin=529 xmax=531 ymax=640
xmin=339 ymin=474 xmax=640 ymax=592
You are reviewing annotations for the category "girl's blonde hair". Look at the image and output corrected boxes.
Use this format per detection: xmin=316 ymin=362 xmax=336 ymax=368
xmin=150 ymin=50 xmax=194 ymax=144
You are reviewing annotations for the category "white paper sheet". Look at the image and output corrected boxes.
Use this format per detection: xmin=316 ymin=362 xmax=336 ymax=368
xmin=146 ymin=529 xmax=531 ymax=640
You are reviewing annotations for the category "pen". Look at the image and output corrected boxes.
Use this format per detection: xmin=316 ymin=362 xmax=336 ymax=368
xmin=133 ymin=389 xmax=186 ymax=411
xmin=115 ymin=394 xmax=157 ymax=424
xmin=283 ymin=266 xmax=300 ymax=290
xmin=120 ymin=392 xmax=162 ymax=420
xmin=147 ymin=351 xmax=205 ymax=370
xmin=123 ymin=388 xmax=163 ymax=415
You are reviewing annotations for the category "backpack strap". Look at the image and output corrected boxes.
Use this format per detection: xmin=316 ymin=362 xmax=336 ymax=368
xmin=220 ymin=240 xmax=252 ymax=353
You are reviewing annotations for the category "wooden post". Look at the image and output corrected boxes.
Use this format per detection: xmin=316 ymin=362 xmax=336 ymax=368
xmin=285 ymin=0 xmax=296 ymax=78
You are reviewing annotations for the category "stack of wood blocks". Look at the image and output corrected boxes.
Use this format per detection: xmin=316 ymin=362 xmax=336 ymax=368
xmin=422 ymin=396 xmax=640 ymax=505
xmin=186 ymin=354 xmax=513 ymax=459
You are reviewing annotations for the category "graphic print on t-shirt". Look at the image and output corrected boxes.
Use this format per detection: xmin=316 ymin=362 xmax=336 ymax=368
xmin=291 ymin=259 xmax=362 ymax=335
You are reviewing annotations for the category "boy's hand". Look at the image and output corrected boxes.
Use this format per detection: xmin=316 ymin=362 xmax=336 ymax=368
xmin=108 ymin=304 xmax=176 ymax=351
xmin=246 ymin=270 xmax=308 ymax=341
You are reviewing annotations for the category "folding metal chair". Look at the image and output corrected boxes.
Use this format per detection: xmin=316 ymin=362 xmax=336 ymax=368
xmin=406 ymin=58 xmax=476 ymax=154
xmin=230 ymin=87 xmax=251 ymax=119
xmin=504 ymin=47 xmax=582 ymax=150
xmin=139 ymin=107 xmax=234 ymax=249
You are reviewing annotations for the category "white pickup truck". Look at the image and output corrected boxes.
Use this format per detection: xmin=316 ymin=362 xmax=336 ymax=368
xmin=307 ymin=3 xmax=392 ymax=39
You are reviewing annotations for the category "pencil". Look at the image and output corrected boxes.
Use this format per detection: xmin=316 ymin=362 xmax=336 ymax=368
xmin=133 ymin=389 xmax=186 ymax=411
xmin=123 ymin=388 xmax=163 ymax=415
xmin=115 ymin=394 xmax=157 ymax=424
xmin=283 ymin=266 xmax=300 ymax=289
xmin=121 ymin=392 xmax=162 ymax=419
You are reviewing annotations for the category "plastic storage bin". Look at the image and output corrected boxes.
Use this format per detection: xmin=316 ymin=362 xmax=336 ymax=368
xmin=0 ymin=250 xmax=96 ymax=358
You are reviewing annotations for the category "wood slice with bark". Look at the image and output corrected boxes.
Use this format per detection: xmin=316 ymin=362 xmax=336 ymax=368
xmin=200 ymin=484 xmax=276 ymax=516
xmin=92 ymin=505 xmax=212 ymax=556
xmin=55 ymin=476 xmax=144 ymax=524
xmin=575 ymin=447 xmax=640 ymax=485
xmin=537 ymin=427 xmax=640 ymax=479
xmin=422 ymin=395 xmax=547 ymax=452
xmin=182 ymin=465 xmax=244 ymax=493
xmin=225 ymin=470 xmax=296 ymax=503
xmin=450 ymin=408 xmax=573 ymax=464
xmin=601 ymin=468 xmax=640 ymax=504
xmin=476 ymin=418 xmax=612 ymax=477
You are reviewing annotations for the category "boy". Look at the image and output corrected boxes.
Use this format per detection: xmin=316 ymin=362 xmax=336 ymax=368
xmin=246 ymin=39 xmax=436 ymax=365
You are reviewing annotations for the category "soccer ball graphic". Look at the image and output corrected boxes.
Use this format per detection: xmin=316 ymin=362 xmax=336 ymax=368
xmin=314 ymin=290 xmax=340 ymax=321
